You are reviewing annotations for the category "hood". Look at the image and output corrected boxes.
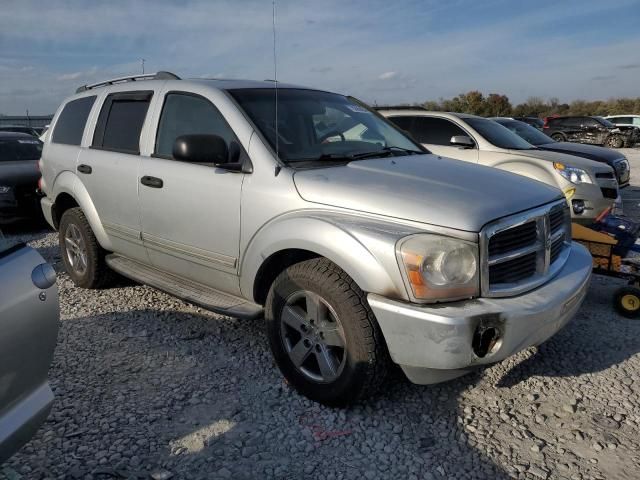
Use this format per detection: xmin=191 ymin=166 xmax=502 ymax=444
xmin=0 ymin=161 xmax=39 ymax=186
xmin=293 ymin=155 xmax=562 ymax=232
xmin=536 ymin=142 xmax=623 ymax=165
xmin=507 ymin=148 xmax=613 ymax=173
xmin=612 ymin=126 xmax=636 ymax=136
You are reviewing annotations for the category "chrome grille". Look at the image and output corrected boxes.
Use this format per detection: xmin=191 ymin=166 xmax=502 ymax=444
xmin=481 ymin=200 xmax=571 ymax=297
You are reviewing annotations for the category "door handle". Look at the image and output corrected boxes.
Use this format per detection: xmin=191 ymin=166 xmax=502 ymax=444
xmin=77 ymin=164 xmax=92 ymax=174
xmin=140 ymin=176 xmax=163 ymax=188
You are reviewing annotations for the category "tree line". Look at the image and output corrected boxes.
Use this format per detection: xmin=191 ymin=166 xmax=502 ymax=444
xmin=412 ymin=91 xmax=640 ymax=118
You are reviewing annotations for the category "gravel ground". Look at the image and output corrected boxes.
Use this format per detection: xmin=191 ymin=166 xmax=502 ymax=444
xmin=2 ymin=148 xmax=640 ymax=480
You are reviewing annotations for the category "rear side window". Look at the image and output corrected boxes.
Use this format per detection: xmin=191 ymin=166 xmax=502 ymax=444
xmin=412 ymin=117 xmax=467 ymax=145
xmin=52 ymin=96 xmax=96 ymax=145
xmin=93 ymin=91 xmax=153 ymax=154
xmin=154 ymin=92 xmax=238 ymax=158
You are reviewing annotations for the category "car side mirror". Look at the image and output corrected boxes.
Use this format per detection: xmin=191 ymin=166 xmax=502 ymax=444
xmin=450 ymin=135 xmax=475 ymax=148
xmin=173 ymin=134 xmax=229 ymax=165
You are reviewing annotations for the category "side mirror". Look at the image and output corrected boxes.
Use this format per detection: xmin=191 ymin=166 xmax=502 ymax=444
xmin=173 ymin=134 xmax=228 ymax=165
xmin=450 ymin=135 xmax=475 ymax=148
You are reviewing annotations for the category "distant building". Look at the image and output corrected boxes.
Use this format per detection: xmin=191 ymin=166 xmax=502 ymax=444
xmin=0 ymin=115 xmax=53 ymax=128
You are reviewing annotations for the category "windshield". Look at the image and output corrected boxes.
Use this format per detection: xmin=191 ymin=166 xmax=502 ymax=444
xmin=594 ymin=116 xmax=616 ymax=128
xmin=229 ymin=88 xmax=424 ymax=164
xmin=0 ymin=137 xmax=42 ymax=161
xmin=494 ymin=119 xmax=554 ymax=146
xmin=465 ymin=117 xmax=535 ymax=150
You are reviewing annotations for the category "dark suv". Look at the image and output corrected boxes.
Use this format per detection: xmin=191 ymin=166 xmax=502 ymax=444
xmin=543 ymin=116 xmax=637 ymax=148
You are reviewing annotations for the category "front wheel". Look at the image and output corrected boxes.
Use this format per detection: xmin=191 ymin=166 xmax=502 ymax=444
xmin=265 ymin=258 xmax=390 ymax=406
xmin=606 ymin=135 xmax=624 ymax=148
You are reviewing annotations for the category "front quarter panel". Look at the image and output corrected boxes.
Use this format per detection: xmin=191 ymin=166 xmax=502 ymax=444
xmin=240 ymin=211 xmax=422 ymax=302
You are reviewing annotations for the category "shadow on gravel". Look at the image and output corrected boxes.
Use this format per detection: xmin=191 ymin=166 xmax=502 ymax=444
xmin=496 ymin=281 xmax=640 ymax=388
xmin=8 ymin=305 xmax=511 ymax=479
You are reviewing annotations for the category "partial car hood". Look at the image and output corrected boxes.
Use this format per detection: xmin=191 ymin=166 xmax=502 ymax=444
xmin=537 ymin=142 xmax=624 ymax=164
xmin=0 ymin=161 xmax=39 ymax=186
xmin=506 ymin=148 xmax=613 ymax=173
xmin=293 ymin=155 xmax=562 ymax=232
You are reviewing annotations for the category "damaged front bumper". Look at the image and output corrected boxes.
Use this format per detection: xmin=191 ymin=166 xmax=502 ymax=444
xmin=368 ymin=242 xmax=592 ymax=385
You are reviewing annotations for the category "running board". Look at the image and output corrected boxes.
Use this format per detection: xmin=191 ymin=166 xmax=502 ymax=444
xmin=105 ymin=254 xmax=263 ymax=320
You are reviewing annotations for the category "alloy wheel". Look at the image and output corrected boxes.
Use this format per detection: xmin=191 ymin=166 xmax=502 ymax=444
xmin=64 ymin=223 xmax=88 ymax=275
xmin=279 ymin=290 xmax=347 ymax=383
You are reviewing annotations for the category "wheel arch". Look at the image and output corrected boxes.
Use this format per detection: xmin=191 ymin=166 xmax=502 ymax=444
xmin=50 ymin=171 xmax=113 ymax=250
xmin=241 ymin=214 xmax=408 ymax=305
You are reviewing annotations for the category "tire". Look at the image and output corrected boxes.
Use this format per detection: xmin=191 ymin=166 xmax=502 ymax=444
xmin=265 ymin=258 xmax=390 ymax=406
xmin=606 ymin=135 xmax=624 ymax=149
xmin=613 ymin=286 xmax=640 ymax=319
xmin=59 ymin=207 xmax=113 ymax=289
xmin=551 ymin=133 xmax=565 ymax=142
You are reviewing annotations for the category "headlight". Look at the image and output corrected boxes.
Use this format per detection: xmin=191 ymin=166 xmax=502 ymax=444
xmin=397 ymin=234 xmax=479 ymax=302
xmin=553 ymin=162 xmax=593 ymax=184
xmin=0 ymin=186 xmax=11 ymax=194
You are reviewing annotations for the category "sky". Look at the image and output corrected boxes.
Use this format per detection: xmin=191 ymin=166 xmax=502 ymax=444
xmin=0 ymin=0 xmax=639 ymax=115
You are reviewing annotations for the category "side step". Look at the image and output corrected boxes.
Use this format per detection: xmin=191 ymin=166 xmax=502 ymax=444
xmin=106 ymin=254 xmax=263 ymax=320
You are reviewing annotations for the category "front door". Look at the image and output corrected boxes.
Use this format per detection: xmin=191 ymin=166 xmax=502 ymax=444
xmin=411 ymin=116 xmax=479 ymax=164
xmin=138 ymin=91 xmax=244 ymax=294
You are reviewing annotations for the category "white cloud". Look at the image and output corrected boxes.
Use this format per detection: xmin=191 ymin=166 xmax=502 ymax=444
xmin=378 ymin=71 xmax=397 ymax=80
xmin=0 ymin=0 xmax=639 ymax=113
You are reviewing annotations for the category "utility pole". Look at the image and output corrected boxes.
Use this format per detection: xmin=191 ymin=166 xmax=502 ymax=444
xmin=141 ymin=58 xmax=145 ymax=74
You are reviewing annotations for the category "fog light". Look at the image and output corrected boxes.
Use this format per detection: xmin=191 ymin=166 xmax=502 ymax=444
xmin=572 ymin=200 xmax=585 ymax=215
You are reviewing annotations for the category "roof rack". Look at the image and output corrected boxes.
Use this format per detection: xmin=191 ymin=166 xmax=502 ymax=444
xmin=373 ymin=105 xmax=427 ymax=111
xmin=76 ymin=71 xmax=180 ymax=93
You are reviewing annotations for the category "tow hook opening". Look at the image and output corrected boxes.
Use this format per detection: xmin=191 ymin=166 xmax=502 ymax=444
xmin=472 ymin=325 xmax=501 ymax=358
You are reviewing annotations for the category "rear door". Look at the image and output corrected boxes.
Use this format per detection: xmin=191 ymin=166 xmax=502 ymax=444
xmin=76 ymin=89 xmax=157 ymax=262
xmin=408 ymin=116 xmax=479 ymax=163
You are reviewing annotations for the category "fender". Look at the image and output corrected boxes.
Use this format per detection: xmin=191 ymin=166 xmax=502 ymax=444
xmin=51 ymin=170 xmax=113 ymax=251
xmin=491 ymin=160 xmax=560 ymax=190
xmin=239 ymin=211 xmax=416 ymax=303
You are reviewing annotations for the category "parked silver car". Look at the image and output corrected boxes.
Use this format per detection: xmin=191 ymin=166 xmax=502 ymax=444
xmin=39 ymin=73 xmax=592 ymax=405
xmin=0 ymin=232 xmax=58 ymax=462
xmin=379 ymin=109 xmax=618 ymax=224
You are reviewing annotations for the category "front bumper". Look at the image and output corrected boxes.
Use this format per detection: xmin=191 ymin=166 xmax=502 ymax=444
xmin=569 ymin=181 xmax=617 ymax=225
xmin=368 ymin=242 xmax=592 ymax=384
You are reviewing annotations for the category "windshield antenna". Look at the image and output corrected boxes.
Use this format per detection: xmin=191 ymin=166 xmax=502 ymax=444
xmin=272 ymin=0 xmax=279 ymax=165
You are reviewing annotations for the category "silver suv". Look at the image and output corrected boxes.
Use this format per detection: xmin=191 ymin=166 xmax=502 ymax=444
xmin=40 ymin=72 xmax=592 ymax=406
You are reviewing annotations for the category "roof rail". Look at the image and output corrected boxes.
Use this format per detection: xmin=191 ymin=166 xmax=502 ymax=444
xmin=75 ymin=71 xmax=180 ymax=93
xmin=373 ymin=105 xmax=427 ymax=111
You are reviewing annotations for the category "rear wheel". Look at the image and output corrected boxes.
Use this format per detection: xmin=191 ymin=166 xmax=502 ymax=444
xmin=551 ymin=133 xmax=565 ymax=142
xmin=265 ymin=258 xmax=390 ymax=406
xmin=606 ymin=135 xmax=624 ymax=148
xmin=614 ymin=285 xmax=640 ymax=319
xmin=59 ymin=207 xmax=113 ymax=288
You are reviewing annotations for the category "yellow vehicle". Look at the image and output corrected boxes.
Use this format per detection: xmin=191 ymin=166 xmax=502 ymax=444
xmin=572 ymin=223 xmax=640 ymax=318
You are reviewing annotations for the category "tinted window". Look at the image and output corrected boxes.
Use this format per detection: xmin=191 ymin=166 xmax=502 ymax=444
xmin=594 ymin=116 xmax=615 ymax=128
xmin=52 ymin=96 xmax=96 ymax=145
xmin=609 ymin=117 xmax=632 ymax=124
xmin=155 ymin=93 xmax=238 ymax=158
xmin=0 ymin=137 xmax=43 ymax=161
xmin=582 ymin=117 xmax=600 ymax=127
xmin=388 ymin=116 xmax=415 ymax=132
xmin=411 ymin=117 xmax=468 ymax=145
xmin=494 ymin=119 xmax=553 ymax=146
xmin=465 ymin=118 xmax=534 ymax=150
xmin=93 ymin=92 xmax=152 ymax=154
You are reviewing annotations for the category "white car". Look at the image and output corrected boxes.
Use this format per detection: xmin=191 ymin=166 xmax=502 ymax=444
xmin=377 ymin=109 xmax=618 ymax=224
xmin=605 ymin=115 xmax=640 ymax=135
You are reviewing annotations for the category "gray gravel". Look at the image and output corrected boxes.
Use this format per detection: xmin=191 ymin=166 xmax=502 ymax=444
xmin=3 ymin=148 xmax=640 ymax=480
